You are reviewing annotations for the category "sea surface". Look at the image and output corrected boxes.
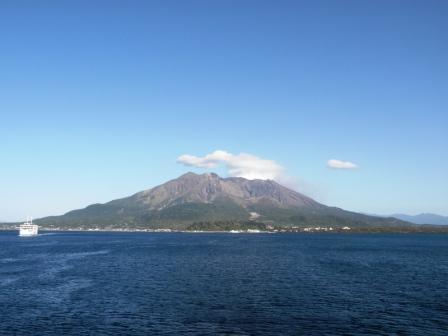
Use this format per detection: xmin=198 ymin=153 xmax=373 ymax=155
xmin=0 ymin=231 xmax=447 ymax=335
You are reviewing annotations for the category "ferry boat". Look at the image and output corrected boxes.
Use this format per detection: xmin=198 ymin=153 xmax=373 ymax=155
xmin=19 ymin=217 xmax=38 ymax=237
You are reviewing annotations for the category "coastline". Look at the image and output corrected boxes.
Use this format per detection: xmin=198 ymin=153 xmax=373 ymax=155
xmin=1 ymin=226 xmax=448 ymax=234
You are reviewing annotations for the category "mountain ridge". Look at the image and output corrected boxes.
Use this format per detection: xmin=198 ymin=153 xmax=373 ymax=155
xmin=391 ymin=213 xmax=448 ymax=225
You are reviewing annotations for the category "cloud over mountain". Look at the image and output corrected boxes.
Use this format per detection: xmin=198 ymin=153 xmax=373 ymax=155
xmin=327 ymin=159 xmax=358 ymax=169
xmin=177 ymin=150 xmax=284 ymax=180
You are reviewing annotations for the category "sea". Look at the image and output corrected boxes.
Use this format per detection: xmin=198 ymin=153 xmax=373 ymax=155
xmin=0 ymin=231 xmax=447 ymax=335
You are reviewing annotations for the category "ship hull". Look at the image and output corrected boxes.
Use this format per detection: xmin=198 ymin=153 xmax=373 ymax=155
xmin=19 ymin=225 xmax=39 ymax=237
xmin=19 ymin=232 xmax=38 ymax=237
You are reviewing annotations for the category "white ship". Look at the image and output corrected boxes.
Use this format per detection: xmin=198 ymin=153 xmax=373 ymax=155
xmin=19 ymin=217 xmax=38 ymax=237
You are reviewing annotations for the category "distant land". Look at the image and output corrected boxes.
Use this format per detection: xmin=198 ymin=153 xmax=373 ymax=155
xmin=2 ymin=172 xmax=446 ymax=233
xmin=32 ymin=172 xmax=442 ymax=232
xmin=391 ymin=213 xmax=448 ymax=225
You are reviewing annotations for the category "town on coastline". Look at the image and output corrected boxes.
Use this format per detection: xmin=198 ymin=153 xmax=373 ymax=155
xmin=35 ymin=225 xmax=352 ymax=233
xmin=2 ymin=221 xmax=447 ymax=234
xmin=0 ymin=221 xmax=351 ymax=233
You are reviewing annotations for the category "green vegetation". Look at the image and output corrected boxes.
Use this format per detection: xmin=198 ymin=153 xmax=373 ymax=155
xmin=186 ymin=220 xmax=268 ymax=231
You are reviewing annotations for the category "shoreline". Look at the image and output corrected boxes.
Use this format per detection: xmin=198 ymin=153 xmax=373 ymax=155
xmin=1 ymin=227 xmax=448 ymax=234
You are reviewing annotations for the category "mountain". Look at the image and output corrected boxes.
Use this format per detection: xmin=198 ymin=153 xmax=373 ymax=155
xmin=37 ymin=172 xmax=411 ymax=230
xmin=391 ymin=213 xmax=448 ymax=225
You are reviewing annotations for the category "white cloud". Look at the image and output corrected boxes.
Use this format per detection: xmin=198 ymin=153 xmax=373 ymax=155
xmin=177 ymin=150 xmax=284 ymax=180
xmin=327 ymin=159 xmax=358 ymax=170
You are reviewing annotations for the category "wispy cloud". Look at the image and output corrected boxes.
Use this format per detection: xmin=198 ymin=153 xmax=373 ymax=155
xmin=327 ymin=159 xmax=358 ymax=170
xmin=177 ymin=150 xmax=284 ymax=180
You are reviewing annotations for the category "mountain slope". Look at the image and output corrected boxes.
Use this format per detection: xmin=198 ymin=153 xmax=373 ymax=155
xmin=37 ymin=172 xmax=410 ymax=230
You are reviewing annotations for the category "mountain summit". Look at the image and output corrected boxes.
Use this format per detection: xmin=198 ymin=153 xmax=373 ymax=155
xmin=37 ymin=172 xmax=408 ymax=230
xmin=131 ymin=172 xmax=322 ymax=210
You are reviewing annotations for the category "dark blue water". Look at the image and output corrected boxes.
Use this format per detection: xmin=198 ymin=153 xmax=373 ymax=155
xmin=1 ymin=232 xmax=447 ymax=335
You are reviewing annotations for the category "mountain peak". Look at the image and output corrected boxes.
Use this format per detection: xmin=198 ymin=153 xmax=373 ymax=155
xmin=178 ymin=171 xmax=200 ymax=178
xmin=132 ymin=172 xmax=322 ymax=212
xmin=178 ymin=171 xmax=279 ymax=183
xmin=178 ymin=171 xmax=220 ymax=179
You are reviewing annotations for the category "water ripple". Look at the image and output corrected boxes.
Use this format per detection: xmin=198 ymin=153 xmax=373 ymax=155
xmin=0 ymin=232 xmax=447 ymax=335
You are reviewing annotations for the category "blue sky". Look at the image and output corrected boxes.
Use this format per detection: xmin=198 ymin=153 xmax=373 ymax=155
xmin=1 ymin=0 xmax=447 ymax=221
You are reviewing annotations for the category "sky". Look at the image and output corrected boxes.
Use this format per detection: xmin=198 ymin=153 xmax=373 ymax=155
xmin=1 ymin=0 xmax=447 ymax=221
